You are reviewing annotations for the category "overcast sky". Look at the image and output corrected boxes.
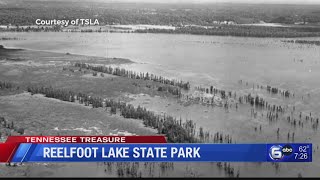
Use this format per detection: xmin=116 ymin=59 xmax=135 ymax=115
xmin=108 ymin=0 xmax=320 ymax=4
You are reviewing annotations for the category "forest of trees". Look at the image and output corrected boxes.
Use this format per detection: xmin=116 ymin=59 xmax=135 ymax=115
xmin=74 ymin=63 xmax=190 ymax=90
xmin=1 ymin=1 xmax=320 ymax=27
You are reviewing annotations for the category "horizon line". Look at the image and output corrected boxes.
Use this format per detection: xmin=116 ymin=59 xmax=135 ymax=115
xmin=15 ymin=0 xmax=320 ymax=5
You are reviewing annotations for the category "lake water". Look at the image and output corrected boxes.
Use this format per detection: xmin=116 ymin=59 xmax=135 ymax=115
xmin=2 ymin=32 xmax=320 ymax=91
xmin=1 ymin=32 xmax=320 ymax=177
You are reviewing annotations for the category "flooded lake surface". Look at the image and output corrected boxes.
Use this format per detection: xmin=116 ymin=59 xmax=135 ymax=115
xmin=2 ymin=32 xmax=320 ymax=91
xmin=1 ymin=32 xmax=320 ymax=177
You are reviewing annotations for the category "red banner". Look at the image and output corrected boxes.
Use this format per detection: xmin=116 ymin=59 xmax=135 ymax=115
xmin=0 ymin=143 xmax=19 ymax=163
xmin=5 ymin=136 xmax=167 ymax=144
xmin=0 ymin=136 xmax=167 ymax=162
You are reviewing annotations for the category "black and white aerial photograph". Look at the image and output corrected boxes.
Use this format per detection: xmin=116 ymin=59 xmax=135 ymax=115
xmin=1 ymin=0 xmax=320 ymax=178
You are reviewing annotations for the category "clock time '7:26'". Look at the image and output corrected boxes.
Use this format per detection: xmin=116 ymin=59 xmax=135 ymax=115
xmin=294 ymin=153 xmax=308 ymax=160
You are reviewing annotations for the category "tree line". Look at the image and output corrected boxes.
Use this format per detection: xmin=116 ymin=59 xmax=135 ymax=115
xmin=282 ymin=40 xmax=320 ymax=46
xmin=0 ymin=26 xmax=134 ymax=33
xmin=195 ymin=85 xmax=228 ymax=99
xmin=0 ymin=116 xmax=25 ymax=137
xmin=74 ymin=62 xmax=190 ymax=90
xmin=266 ymin=85 xmax=290 ymax=97
xmin=0 ymin=37 xmax=21 ymax=40
xmin=0 ymin=26 xmax=62 ymax=32
xmin=135 ymin=26 xmax=320 ymax=38
xmin=0 ymin=81 xmax=16 ymax=90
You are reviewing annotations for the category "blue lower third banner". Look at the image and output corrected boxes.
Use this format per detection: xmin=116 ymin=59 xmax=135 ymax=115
xmin=10 ymin=143 xmax=312 ymax=163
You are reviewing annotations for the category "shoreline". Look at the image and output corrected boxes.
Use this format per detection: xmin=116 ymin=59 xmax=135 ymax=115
xmin=2 ymin=24 xmax=320 ymax=38
xmin=0 ymin=45 xmax=134 ymax=65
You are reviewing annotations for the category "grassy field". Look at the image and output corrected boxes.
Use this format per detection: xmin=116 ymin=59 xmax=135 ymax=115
xmin=0 ymin=47 xmax=178 ymax=99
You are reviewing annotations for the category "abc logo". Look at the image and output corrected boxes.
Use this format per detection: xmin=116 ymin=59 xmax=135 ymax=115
xmin=269 ymin=145 xmax=293 ymax=160
xmin=282 ymin=145 xmax=293 ymax=155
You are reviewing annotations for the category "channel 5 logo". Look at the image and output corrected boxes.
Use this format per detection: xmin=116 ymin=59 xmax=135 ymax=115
xmin=269 ymin=145 xmax=293 ymax=160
